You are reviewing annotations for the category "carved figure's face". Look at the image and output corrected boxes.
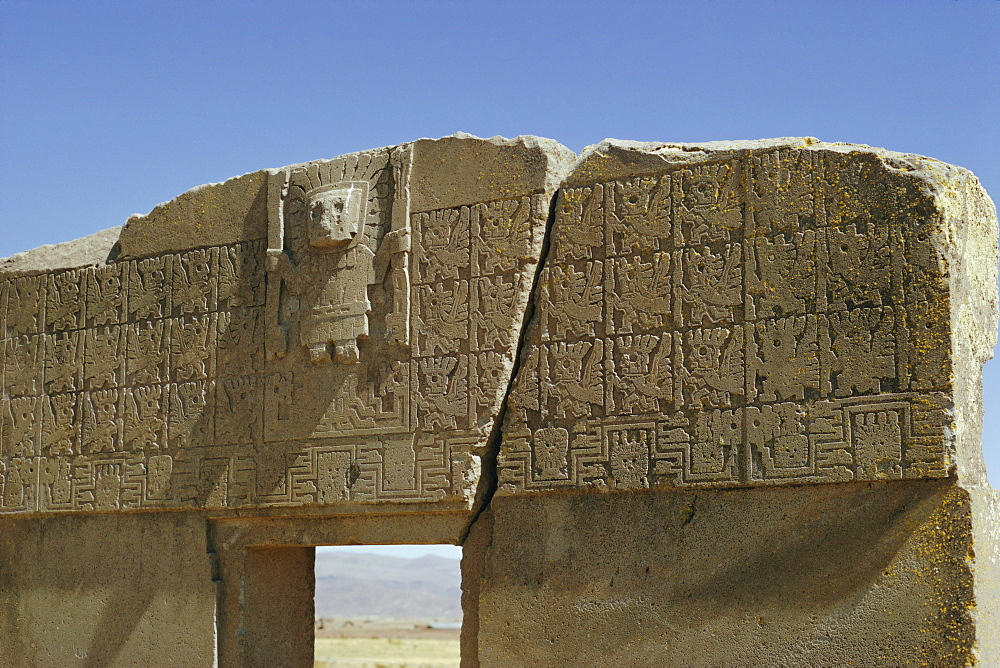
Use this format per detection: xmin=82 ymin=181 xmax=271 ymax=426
xmin=421 ymin=210 xmax=455 ymax=250
xmin=10 ymin=399 xmax=36 ymax=435
xmin=134 ymin=386 xmax=162 ymax=417
xmin=53 ymin=272 xmax=80 ymax=303
xmin=51 ymin=394 xmax=76 ymax=424
xmin=476 ymin=353 xmax=504 ymax=386
xmin=687 ymin=329 xmax=726 ymax=371
xmin=618 ymin=336 xmax=656 ymax=376
xmin=178 ymin=383 xmax=208 ymax=412
xmin=307 ymin=184 xmax=365 ymax=250
xmin=93 ymin=392 xmax=118 ymax=421
xmin=615 ymin=177 xmax=657 ymax=219
xmin=420 ymin=358 xmax=456 ymax=395
xmin=148 ymin=455 xmax=172 ymax=494
xmin=550 ymin=343 xmax=586 ymax=382
xmin=478 ymin=199 xmax=517 ymax=239
xmin=534 ymin=427 xmax=568 ymax=476
xmin=610 ymin=430 xmax=649 ymax=489
xmin=95 ymin=466 xmax=120 ymax=507
xmin=685 ymin=176 xmax=719 ymax=207
xmin=137 ymin=258 xmax=167 ymax=289
xmin=97 ymin=269 xmax=122 ymax=296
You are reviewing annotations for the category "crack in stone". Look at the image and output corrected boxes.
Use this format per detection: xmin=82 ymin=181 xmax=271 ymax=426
xmin=459 ymin=187 xmax=566 ymax=543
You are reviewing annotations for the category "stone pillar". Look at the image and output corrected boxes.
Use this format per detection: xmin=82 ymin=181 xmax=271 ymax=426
xmin=212 ymin=544 xmax=315 ymax=668
xmin=460 ymin=507 xmax=493 ymax=668
xmin=475 ymin=481 xmax=998 ymax=665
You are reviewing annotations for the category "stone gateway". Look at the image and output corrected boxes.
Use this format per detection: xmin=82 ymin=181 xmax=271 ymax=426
xmin=1 ymin=134 xmax=997 ymax=666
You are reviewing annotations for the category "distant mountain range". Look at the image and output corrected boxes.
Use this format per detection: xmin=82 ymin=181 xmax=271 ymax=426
xmin=314 ymin=551 xmax=463 ymax=620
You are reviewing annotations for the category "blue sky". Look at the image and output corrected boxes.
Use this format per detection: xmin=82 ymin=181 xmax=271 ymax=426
xmin=2 ymin=0 xmax=998 ymax=503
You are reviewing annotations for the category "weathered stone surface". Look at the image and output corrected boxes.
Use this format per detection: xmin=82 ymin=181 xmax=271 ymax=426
xmin=408 ymin=133 xmax=574 ymax=212
xmin=0 ymin=133 xmax=573 ymax=516
xmin=498 ymin=138 xmax=999 ymax=492
xmin=970 ymin=485 xmax=1000 ymax=666
xmin=0 ymin=511 xmax=216 ymax=666
xmin=117 ymin=170 xmax=270 ymax=259
xmin=469 ymin=481 xmax=998 ymax=667
xmin=0 ymin=226 xmax=120 ymax=276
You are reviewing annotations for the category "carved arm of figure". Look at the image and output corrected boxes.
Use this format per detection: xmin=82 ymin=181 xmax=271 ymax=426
xmin=264 ymin=248 xmax=296 ymax=360
xmin=375 ymin=227 xmax=411 ymax=347
xmin=267 ymin=249 xmax=310 ymax=292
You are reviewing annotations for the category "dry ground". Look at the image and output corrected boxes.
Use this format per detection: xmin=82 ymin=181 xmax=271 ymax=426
xmin=314 ymin=617 xmax=460 ymax=668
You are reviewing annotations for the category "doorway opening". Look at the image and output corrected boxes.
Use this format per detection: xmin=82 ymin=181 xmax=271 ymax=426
xmin=313 ymin=544 xmax=463 ymax=668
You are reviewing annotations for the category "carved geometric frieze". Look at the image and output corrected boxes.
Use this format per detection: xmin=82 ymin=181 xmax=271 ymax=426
xmin=4 ymin=136 xmax=992 ymax=513
xmin=498 ymin=140 xmax=996 ymax=494
xmin=1 ymin=134 xmax=570 ymax=514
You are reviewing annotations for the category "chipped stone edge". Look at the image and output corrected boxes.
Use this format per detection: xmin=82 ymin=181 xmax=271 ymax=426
xmin=2 ymin=133 xmax=578 ymax=269
xmin=0 ymin=226 xmax=122 ymax=277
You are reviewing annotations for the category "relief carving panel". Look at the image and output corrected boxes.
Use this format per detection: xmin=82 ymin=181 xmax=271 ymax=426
xmin=4 ymin=136 xmax=989 ymax=513
xmin=498 ymin=140 xmax=990 ymax=494
xmin=0 ymin=135 xmax=567 ymax=514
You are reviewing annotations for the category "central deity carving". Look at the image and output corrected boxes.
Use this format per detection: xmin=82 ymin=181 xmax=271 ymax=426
xmin=280 ymin=180 xmax=374 ymax=364
xmin=265 ymin=149 xmax=411 ymax=366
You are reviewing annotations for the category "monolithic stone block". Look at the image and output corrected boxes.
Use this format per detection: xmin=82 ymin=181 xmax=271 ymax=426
xmin=0 ymin=133 xmax=575 ymax=516
xmin=0 ymin=226 xmax=122 ymax=276
xmin=467 ymin=137 xmax=1000 ymax=666
xmin=498 ymin=138 xmax=999 ymax=492
xmin=117 ymin=171 xmax=270 ymax=259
